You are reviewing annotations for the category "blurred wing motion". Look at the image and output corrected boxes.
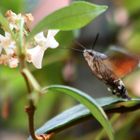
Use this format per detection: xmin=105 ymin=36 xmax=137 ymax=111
xmin=104 ymin=47 xmax=139 ymax=78
xmin=83 ymin=46 xmax=139 ymax=99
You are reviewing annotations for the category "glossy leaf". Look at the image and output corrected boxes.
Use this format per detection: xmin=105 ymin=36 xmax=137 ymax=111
xmin=28 ymin=89 xmax=140 ymax=140
xmin=0 ymin=0 xmax=25 ymax=13
xmin=28 ymin=97 xmax=124 ymax=140
xmin=27 ymin=1 xmax=108 ymax=40
xmin=29 ymin=85 xmax=114 ymax=140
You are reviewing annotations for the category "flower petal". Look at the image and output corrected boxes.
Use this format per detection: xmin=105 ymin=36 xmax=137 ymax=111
xmin=34 ymin=32 xmax=46 ymax=43
xmin=4 ymin=42 xmax=16 ymax=55
xmin=8 ymin=57 xmax=18 ymax=68
xmin=0 ymin=34 xmax=4 ymax=54
xmin=47 ymin=30 xmax=59 ymax=37
xmin=27 ymin=45 xmax=45 ymax=69
xmin=46 ymin=37 xmax=59 ymax=48
xmin=5 ymin=32 xmax=11 ymax=38
xmin=45 ymin=29 xmax=59 ymax=49
xmin=0 ymin=47 xmax=2 ymax=54
xmin=0 ymin=34 xmax=5 ymax=40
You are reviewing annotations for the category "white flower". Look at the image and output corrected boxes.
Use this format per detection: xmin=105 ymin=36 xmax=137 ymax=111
xmin=5 ymin=10 xmax=33 ymax=31
xmin=5 ymin=10 xmax=22 ymax=30
xmin=34 ymin=30 xmax=59 ymax=49
xmin=27 ymin=30 xmax=59 ymax=69
xmin=0 ymin=32 xmax=16 ymax=55
xmin=8 ymin=57 xmax=19 ymax=68
xmin=0 ymin=34 xmax=5 ymax=54
xmin=0 ymin=10 xmax=59 ymax=69
xmin=27 ymin=45 xmax=45 ymax=69
xmin=46 ymin=30 xmax=59 ymax=48
xmin=0 ymin=32 xmax=18 ymax=67
xmin=0 ymin=32 xmax=15 ymax=55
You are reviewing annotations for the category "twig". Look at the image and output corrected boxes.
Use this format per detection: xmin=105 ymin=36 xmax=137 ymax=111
xmin=19 ymin=54 xmax=38 ymax=140
xmin=106 ymin=103 xmax=140 ymax=113
xmin=36 ymin=133 xmax=54 ymax=140
xmin=25 ymin=103 xmax=36 ymax=140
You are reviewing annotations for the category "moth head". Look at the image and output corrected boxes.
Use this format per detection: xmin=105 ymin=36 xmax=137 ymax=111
xmin=83 ymin=49 xmax=94 ymax=62
xmin=84 ymin=49 xmax=108 ymax=60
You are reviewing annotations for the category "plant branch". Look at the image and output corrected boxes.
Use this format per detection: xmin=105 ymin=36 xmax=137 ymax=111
xmin=19 ymin=55 xmax=37 ymax=140
xmin=106 ymin=103 xmax=140 ymax=114
xmin=25 ymin=103 xmax=36 ymax=140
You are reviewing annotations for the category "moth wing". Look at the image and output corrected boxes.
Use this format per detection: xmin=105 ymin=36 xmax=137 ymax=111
xmin=104 ymin=47 xmax=139 ymax=78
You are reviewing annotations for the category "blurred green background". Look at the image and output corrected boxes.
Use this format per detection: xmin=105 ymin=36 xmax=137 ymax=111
xmin=0 ymin=0 xmax=140 ymax=140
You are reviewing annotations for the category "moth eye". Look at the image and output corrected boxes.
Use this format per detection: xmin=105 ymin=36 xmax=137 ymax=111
xmin=88 ymin=52 xmax=93 ymax=56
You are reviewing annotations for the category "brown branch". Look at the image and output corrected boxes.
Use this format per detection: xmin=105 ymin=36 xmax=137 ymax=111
xmin=25 ymin=104 xmax=36 ymax=140
xmin=21 ymin=70 xmax=37 ymax=140
xmin=20 ymin=55 xmax=38 ymax=140
xmin=36 ymin=133 xmax=54 ymax=140
xmin=106 ymin=103 xmax=140 ymax=114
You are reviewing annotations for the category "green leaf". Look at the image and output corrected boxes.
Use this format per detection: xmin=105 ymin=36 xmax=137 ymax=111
xmin=0 ymin=0 xmax=25 ymax=13
xmin=27 ymin=1 xmax=108 ymax=40
xmin=29 ymin=85 xmax=114 ymax=140
xmin=28 ymin=94 xmax=140 ymax=140
xmin=124 ymin=0 xmax=140 ymax=14
xmin=28 ymin=97 xmax=122 ymax=140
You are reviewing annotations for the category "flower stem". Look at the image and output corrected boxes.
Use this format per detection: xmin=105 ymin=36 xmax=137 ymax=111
xmin=25 ymin=102 xmax=37 ymax=140
xmin=19 ymin=54 xmax=38 ymax=140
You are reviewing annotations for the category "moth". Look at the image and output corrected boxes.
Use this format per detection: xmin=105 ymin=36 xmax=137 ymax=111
xmin=77 ymin=34 xmax=139 ymax=100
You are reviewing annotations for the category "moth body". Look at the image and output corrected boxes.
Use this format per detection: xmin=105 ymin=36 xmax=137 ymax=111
xmin=83 ymin=49 xmax=130 ymax=99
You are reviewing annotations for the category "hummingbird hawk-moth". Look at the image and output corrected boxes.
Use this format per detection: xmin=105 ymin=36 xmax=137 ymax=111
xmin=78 ymin=35 xmax=139 ymax=100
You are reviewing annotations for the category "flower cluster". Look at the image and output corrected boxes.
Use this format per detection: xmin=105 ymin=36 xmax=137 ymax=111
xmin=0 ymin=10 xmax=59 ymax=69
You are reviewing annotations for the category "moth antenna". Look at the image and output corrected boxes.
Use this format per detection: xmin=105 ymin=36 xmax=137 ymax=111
xmin=75 ymin=40 xmax=86 ymax=50
xmin=60 ymin=47 xmax=83 ymax=53
xmin=92 ymin=33 xmax=99 ymax=50
xmin=70 ymin=47 xmax=83 ymax=53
